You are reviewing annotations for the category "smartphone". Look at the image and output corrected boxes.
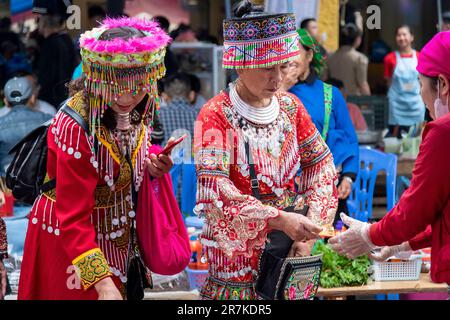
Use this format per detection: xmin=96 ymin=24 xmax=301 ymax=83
xmin=159 ymin=134 xmax=188 ymax=155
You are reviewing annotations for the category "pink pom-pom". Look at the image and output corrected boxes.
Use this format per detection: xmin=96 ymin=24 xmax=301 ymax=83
xmin=80 ymin=16 xmax=171 ymax=55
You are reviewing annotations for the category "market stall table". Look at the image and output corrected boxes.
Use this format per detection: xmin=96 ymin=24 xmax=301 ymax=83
xmin=316 ymin=273 xmax=448 ymax=298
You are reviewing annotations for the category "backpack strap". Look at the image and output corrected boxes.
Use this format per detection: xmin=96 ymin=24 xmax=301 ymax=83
xmin=40 ymin=178 xmax=56 ymax=193
xmin=322 ymin=83 xmax=332 ymax=141
xmin=40 ymin=100 xmax=91 ymax=193
xmin=60 ymin=102 xmax=90 ymax=134
xmin=244 ymin=138 xmax=261 ymax=200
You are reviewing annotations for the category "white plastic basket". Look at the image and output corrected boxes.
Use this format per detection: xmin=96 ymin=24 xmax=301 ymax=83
xmin=372 ymin=255 xmax=422 ymax=281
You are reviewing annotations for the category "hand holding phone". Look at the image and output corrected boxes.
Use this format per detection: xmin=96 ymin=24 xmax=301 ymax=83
xmin=159 ymin=134 xmax=187 ymax=155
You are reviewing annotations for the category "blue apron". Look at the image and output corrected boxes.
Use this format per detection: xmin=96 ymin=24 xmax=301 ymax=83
xmin=388 ymin=51 xmax=425 ymax=126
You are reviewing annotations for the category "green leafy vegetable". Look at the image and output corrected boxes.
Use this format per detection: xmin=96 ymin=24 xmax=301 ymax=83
xmin=311 ymin=240 xmax=372 ymax=288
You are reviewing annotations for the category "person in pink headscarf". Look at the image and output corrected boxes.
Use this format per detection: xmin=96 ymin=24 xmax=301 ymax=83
xmin=329 ymin=31 xmax=450 ymax=286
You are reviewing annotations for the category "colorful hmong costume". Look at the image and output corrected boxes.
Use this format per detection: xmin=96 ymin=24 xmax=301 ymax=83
xmin=0 ymin=217 xmax=7 ymax=261
xmin=194 ymin=13 xmax=338 ymax=300
xmin=18 ymin=17 xmax=170 ymax=299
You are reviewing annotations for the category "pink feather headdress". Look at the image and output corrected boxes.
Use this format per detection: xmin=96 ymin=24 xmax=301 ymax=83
xmin=80 ymin=17 xmax=171 ymax=57
xmin=78 ymin=16 xmax=171 ymax=151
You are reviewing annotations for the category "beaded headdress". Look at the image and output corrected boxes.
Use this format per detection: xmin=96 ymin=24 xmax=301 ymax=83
xmin=79 ymin=17 xmax=171 ymax=140
xmin=222 ymin=13 xmax=300 ymax=69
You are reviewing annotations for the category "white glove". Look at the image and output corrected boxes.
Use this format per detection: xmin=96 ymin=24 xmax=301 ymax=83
xmin=328 ymin=213 xmax=377 ymax=259
xmin=369 ymin=242 xmax=412 ymax=262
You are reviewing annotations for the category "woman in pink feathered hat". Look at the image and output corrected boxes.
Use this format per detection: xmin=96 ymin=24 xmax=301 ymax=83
xmin=18 ymin=17 xmax=176 ymax=300
xmin=330 ymin=31 xmax=450 ymax=286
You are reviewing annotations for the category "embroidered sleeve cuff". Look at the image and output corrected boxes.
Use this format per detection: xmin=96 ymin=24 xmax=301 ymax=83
xmin=72 ymin=248 xmax=112 ymax=290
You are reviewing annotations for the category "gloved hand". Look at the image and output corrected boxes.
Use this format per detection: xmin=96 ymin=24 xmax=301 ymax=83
xmin=328 ymin=213 xmax=377 ymax=259
xmin=369 ymin=241 xmax=412 ymax=262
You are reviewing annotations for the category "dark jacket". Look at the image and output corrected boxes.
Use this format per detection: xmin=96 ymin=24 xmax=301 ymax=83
xmin=37 ymin=32 xmax=77 ymax=108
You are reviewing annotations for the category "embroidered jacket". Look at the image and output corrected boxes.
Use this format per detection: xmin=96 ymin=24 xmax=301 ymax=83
xmin=0 ymin=217 xmax=7 ymax=260
xmin=18 ymin=92 xmax=151 ymax=299
xmin=194 ymin=91 xmax=338 ymax=299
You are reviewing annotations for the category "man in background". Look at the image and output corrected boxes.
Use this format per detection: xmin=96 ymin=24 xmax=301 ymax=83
xmin=33 ymin=0 xmax=77 ymax=108
xmin=0 ymin=77 xmax=52 ymax=177
xmin=327 ymin=23 xmax=371 ymax=96
xmin=159 ymin=73 xmax=199 ymax=147
xmin=0 ymin=71 xmax=56 ymax=117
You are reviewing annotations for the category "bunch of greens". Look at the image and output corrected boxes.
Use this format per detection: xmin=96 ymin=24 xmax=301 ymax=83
xmin=311 ymin=240 xmax=372 ymax=288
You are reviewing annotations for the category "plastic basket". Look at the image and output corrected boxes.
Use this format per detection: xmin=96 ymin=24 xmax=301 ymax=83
xmin=373 ymin=256 xmax=422 ymax=281
xmin=185 ymin=266 xmax=208 ymax=291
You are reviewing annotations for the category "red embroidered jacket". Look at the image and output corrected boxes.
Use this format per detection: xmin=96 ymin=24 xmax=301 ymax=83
xmin=0 ymin=217 xmax=7 ymax=260
xmin=193 ymin=91 xmax=338 ymax=285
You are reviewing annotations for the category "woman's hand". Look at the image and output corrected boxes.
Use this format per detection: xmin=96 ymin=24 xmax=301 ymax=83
xmin=1 ymin=260 xmax=7 ymax=300
xmin=369 ymin=242 xmax=412 ymax=262
xmin=288 ymin=240 xmax=316 ymax=257
xmin=328 ymin=213 xmax=376 ymax=259
xmin=338 ymin=178 xmax=352 ymax=199
xmin=145 ymin=138 xmax=176 ymax=178
xmin=280 ymin=61 xmax=300 ymax=91
xmin=145 ymin=153 xmax=174 ymax=178
xmin=95 ymin=277 xmax=123 ymax=300
xmin=269 ymin=211 xmax=322 ymax=242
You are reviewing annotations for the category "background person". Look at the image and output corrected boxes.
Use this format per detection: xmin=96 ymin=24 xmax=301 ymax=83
xmin=327 ymin=23 xmax=371 ymax=96
xmin=283 ymin=29 xmax=359 ymax=228
xmin=329 ymin=31 xmax=450 ymax=286
xmin=32 ymin=0 xmax=78 ymax=108
xmin=0 ymin=77 xmax=51 ymax=176
xmin=384 ymin=25 xmax=425 ymax=138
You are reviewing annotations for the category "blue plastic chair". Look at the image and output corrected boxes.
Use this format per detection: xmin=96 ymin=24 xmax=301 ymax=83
xmin=347 ymin=147 xmax=397 ymax=222
xmin=170 ymin=160 xmax=204 ymax=229
xmin=347 ymin=147 xmax=399 ymax=300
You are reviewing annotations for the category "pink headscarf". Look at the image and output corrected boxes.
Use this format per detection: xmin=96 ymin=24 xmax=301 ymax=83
xmin=417 ymin=31 xmax=450 ymax=78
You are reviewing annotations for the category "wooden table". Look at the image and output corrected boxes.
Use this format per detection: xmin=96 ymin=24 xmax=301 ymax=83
xmin=316 ymin=273 xmax=448 ymax=298
xmin=143 ymin=274 xmax=448 ymax=300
